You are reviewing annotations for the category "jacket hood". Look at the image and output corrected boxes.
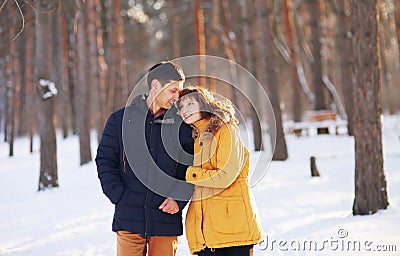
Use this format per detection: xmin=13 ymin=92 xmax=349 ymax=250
xmin=129 ymin=94 xmax=148 ymax=111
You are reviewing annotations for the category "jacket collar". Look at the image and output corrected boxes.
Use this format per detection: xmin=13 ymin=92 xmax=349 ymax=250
xmin=129 ymin=94 xmax=148 ymax=112
xmin=193 ymin=118 xmax=210 ymax=130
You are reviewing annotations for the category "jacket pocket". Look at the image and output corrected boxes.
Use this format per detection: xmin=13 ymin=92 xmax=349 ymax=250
xmin=210 ymin=196 xmax=249 ymax=234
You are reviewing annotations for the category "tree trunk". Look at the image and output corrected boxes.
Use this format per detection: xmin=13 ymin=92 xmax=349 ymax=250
xmin=57 ymin=4 xmax=71 ymax=139
xmin=105 ymin=0 xmax=125 ymax=112
xmin=3 ymin=60 xmax=10 ymax=144
xmin=307 ymin=0 xmax=326 ymax=111
xmin=220 ymin=0 xmax=242 ymax=108
xmin=36 ymin=0 xmax=58 ymax=191
xmin=18 ymin=32 xmax=27 ymax=137
xmin=352 ymin=0 xmax=388 ymax=215
xmin=75 ymin=0 xmax=92 ymax=165
xmin=25 ymin=9 xmax=36 ymax=153
xmin=87 ymin=0 xmax=102 ymax=141
xmin=337 ymin=0 xmax=354 ymax=135
xmin=169 ymin=0 xmax=181 ymax=58
xmin=104 ymin=0 xmax=114 ymax=113
xmin=94 ymin=0 xmax=108 ymax=141
xmin=239 ymin=0 xmax=262 ymax=151
xmin=194 ymin=0 xmax=206 ymax=88
xmin=283 ymin=0 xmax=302 ymax=122
xmin=255 ymin=0 xmax=288 ymax=160
xmin=292 ymin=9 xmax=315 ymax=107
xmin=113 ymin=0 xmax=127 ymax=109
xmin=208 ymin=0 xmax=221 ymax=91
xmin=395 ymin=0 xmax=400 ymax=68
xmin=8 ymin=2 xmax=17 ymax=157
xmin=380 ymin=1 xmax=396 ymax=115
xmin=67 ymin=19 xmax=78 ymax=135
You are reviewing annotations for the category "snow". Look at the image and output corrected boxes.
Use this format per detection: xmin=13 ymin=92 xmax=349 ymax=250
xmin=0 ymin=115 xmax=399 ymax=256
xmin=39 ymin=79 xmax=58 ymax=99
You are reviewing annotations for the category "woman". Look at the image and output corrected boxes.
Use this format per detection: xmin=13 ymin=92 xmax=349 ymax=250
xmin=177 ymin=87 xmax=262 ymax=256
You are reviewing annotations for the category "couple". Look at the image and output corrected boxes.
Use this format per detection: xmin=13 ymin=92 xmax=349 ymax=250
xmin=95 ymin=61 xmax=262 ymax=256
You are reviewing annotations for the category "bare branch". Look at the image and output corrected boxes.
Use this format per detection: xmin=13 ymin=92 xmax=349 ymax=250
xmin=11 ymin=0 xmax=24 ymax=41
xmin=24 ymin=0 xmax=38 ymax=14
xmin=0 ymin=0 xmax=10 ymax=14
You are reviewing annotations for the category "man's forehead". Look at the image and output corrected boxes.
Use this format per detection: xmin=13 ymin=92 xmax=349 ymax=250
xmin=164 ymin=80 xmax=183 ymax=89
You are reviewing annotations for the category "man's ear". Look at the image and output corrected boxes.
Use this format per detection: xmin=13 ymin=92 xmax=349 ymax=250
xmin=151 ymin=79 xmax=160 ymax=90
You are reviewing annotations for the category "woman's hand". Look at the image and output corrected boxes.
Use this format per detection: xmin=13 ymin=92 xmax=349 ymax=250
xmin=159 ymin=197 xmax=179 ymax=214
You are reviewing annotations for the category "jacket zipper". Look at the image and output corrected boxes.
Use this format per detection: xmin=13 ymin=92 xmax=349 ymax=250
xmin=122 ymin=149 xmax=126 ymax=173
xmin=144 ymin=119 xmax=155 ymax=236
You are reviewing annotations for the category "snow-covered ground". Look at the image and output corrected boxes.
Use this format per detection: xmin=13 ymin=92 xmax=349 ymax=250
xmin=0 ymin=115 xmax=399 ymax=256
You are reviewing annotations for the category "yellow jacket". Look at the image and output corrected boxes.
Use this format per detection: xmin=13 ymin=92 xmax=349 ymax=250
xmin=185 ymin=119 xmax=262 ymax=254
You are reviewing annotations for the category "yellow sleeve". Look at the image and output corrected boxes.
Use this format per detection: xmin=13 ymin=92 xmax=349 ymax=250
xmin=185 ymin=125 xmax=245 ymax=188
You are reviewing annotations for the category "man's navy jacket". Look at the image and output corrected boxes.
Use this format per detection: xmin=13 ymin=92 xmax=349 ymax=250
xmin=95 ymin=94 xmax=194 ymax=236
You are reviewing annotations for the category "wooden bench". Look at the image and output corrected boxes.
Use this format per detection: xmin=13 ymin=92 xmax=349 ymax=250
xmin=285 ymin=110 xmax=348 ymax=136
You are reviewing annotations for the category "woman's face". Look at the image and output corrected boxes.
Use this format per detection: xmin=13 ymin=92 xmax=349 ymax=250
xmin=178 ymin=96 xmax=202 ymax=124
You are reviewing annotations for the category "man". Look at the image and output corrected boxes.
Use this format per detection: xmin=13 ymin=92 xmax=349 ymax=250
xmin=96 ymin=61 xmax=194 ymax=256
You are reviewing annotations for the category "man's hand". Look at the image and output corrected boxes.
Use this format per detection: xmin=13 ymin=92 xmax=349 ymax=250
xmin=159 ymin=197 xmax=179 ymax=214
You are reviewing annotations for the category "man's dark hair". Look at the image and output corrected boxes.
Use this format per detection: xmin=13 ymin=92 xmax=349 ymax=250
xmin=147 ymin=61 xmax=185 ymax=89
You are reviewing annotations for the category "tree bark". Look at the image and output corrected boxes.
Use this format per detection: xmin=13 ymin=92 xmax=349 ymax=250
xmin=194 ymin=0 xmax=206 ymax=87
xmin=255 ymin=0 xmax=288 ymax=160
xmin=337 ymin=0 xmax=354 ymax=135
xmin=352 ymin=0 xmax=388 ymax=215
xmin=395 ymin=0 xmax=400 ymax=68
xmin=75 ymin=0 xmax=92 ymax=165
xmin=25 ymin=8 xmax=36 ymax=153
xmin=169 ymin=0 xmax=181 ymax=58
xmin=380 ymin=1 xmax=396 ymax=115
xmin=283 ymin=0 xmax=302 ymax=122
xmin=239 ymin=0 xmax=262 ymax=151
xmin=94 ymin=0 xmax=108 ymax=141
xmin=36 ymin=0 xmax=58 ymax=191
xmin=113 ymin=0 xmax=127 ymax=109
xmin=18 ymin=31 xmax=27 ymax=137
xmin=220 ymin=0 xmax=242 ymax=108
xmin=8 ymin=2 xmax=17 ymax=157
xmin=105 ymin=0 xmax=125 ymax=112
xmin=87 ymin=0 xmax=102 ymax=141
xmin=57 ymin=4 xmax=71 ymax=139
xmin=292 ymin=8 xmax=315 ymax=107
xmin=208 ymin=0 xmax=221 ymax=91
xmin=1 ymin=4 xmax=10 ymax=146
xmin=307 ymin=0 xmax=326 ymax=111
xmin=66 ymin=17 xmax=78 ymax=136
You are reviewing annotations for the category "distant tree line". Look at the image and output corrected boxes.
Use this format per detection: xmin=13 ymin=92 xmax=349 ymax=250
xmin=0 ymin=0 xmax=398 ymax=215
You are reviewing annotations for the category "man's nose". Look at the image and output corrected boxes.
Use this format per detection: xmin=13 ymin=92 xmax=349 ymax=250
xmin=173 ymin=92 xmax=179 ymax=101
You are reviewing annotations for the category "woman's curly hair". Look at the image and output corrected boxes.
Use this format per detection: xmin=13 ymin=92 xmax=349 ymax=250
xmin=177 ymin=86 xmax=238 ymax=139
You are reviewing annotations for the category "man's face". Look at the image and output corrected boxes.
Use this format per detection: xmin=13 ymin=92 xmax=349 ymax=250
xmin=153 ymin=80 xmax=184 ymax=110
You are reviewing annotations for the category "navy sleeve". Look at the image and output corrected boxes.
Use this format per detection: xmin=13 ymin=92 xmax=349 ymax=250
xmin=174 ymin=123 xmax=194 ymax=210
xmin=95 ymin=112 xmax=125 ymax=205
xmin=177 ymin=123 xmax=194 ymax=180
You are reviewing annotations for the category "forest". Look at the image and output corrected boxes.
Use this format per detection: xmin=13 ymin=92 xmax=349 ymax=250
xmin=0 ymin=0 xmax=399 ymax=216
